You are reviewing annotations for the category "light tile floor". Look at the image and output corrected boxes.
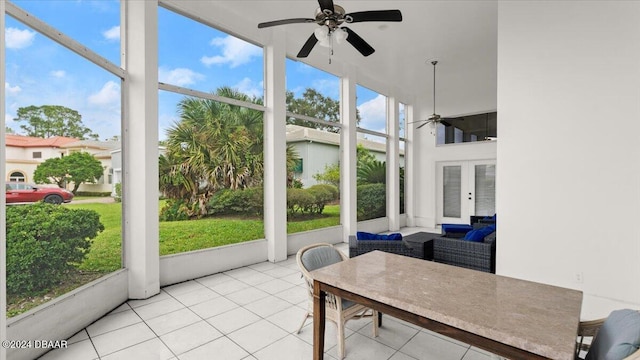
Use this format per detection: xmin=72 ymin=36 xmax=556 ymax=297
xmin=38 ymin=243 xmax=500 ymax=360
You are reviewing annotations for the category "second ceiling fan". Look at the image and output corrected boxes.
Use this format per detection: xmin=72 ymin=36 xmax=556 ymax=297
xmin=257 ymin=0 xmax=402 ymax=58
xmin=415 ymin=60 xmax=455 ymax=130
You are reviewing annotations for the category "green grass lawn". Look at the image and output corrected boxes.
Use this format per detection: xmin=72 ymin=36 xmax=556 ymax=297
xmin=7 ymin=202 xmax=340 ymax=317
xmin=67 ymin=202 xmax=341 ymax=272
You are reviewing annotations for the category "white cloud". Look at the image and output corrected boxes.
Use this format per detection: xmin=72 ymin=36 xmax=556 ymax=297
xmin=5 ymin=27 xmax=36 ymax=49
xmin=5 ymin=82 xmax=22 ymax=95
xmin=311 ymin=78 xmax=339 ymax=99
xmin=5 ymin=113 xmax=15 ymax=124
xmin=234 ymin=77 xmax=263 ymax=98
xmin=50 ymin=70 xmax=66 ymax=78
xmin=158 ymin=67 xmax=205 ymax=87
xmin=88 ymin=81 xmax=120 ymax=106
xmin=357 ymin=94 xmax=387 ymax=133
xmin=102 ymin=25 xmax=120 ymax=41
xmin=201 ymin=36 xmax=262 ymax=68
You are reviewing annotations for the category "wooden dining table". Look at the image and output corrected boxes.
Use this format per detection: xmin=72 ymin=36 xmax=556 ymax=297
xmin=312 ymin=250 xmax=583 ymax=360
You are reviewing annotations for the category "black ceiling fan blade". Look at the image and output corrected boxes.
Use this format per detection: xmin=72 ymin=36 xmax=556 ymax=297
xmin=318 ymin=0 xmax=335 ymax=14
xmin=258 ymin=18 xmax=316 ymax=28
xmin=416 ymin=121 xmax=431 ymax=129
xmin=342 ymin=27 xmax=375 ymax=56
xmin=440 ymin=120 xmax=452 ymax=127
xmin=345 ymin=10 xmax=402 ymax=23
xmin=297 ymin=33 xmax=318 ymax=58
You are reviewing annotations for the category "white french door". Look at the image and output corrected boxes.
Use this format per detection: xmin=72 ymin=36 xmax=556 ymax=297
xmin=436 ymin=160 xmax=496 ymax=224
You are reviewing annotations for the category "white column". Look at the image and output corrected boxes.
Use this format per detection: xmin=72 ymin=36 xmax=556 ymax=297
xmin=263 ymin=28 xmax=288 ymax=262
xmin=340 ymin=65 xmax=358 ymax=240
xmin=1 ymin=1 xmax=7 ymax=357
xmin=405 ymin=104 xmax=416 ymax=227
xmin=122 ymin=0 xmax=160 ymax=299
xmin=387 ymin=95 xmax=400 ymax=231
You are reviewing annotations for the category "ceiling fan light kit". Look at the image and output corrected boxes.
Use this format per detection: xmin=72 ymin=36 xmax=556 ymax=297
xmin=257 ymin=0 xmax=402 ymax=58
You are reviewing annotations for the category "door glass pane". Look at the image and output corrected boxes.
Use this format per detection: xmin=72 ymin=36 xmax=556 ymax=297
xmin=475 ymin=164 xmax=496 ymax=216
xmin=443 ymin=166 xmax=461 ymax=218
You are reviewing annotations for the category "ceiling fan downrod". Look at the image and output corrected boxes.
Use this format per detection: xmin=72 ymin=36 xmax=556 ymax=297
xmin=431 ymin=60 xmax=438 ymax=117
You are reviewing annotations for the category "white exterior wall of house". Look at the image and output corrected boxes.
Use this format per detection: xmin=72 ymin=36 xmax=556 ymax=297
xmin=5 ymin=145 xmax=64 ymax=182
xmin=76 ymin=155 xmax=113 ymax=193
xmin=289 ymin=141 xmax=338 ymax=187
xmin=6 ymin=145 xmax=62 ymax=161
xmin=497 ymin=1 xmax=640 ymax=318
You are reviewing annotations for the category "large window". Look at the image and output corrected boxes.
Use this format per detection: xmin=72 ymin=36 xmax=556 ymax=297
xmin=5 ymin=1 xmax=122 ymax=317
xmin=8 ymin=171 xmax=25 ymax=182
xmin=437 ymin=112 xmax=497 ymax=145
xmin=399 ymin=103 xmax=406 ymax=214
xmin=356 ymin=85 xmax=387 ymax=221
xmin=285 ymin=59 xmax=341 ymax=233
xmin=157 ymin=7 xmax=265 ymax=254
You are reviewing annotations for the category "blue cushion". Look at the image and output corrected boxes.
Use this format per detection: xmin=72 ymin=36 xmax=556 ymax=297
xmin=586 ymin=309 xmax=640 ymax=360
xmin=356 ymin=232 xmax=402 ymax=241
xmin=483 ymin=214 xmax=497 ymax=221
xmin=463 ymin=225 xmax=496 ymax=242
xmin=442 ymin=224 xmax=474 ymax=233
xmin=463 ymin=229 xmax=486 ymax=242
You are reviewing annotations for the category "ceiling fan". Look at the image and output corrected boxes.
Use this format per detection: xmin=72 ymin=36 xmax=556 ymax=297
xmin=414 ymin=60 xmax=455 ymax=130
xmin=257 ymin=0 xmax=402 ymax=58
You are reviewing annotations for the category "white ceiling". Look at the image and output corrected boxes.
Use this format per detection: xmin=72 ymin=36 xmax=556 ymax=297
xmin=165 ymin=0 xmax=498 ymax=117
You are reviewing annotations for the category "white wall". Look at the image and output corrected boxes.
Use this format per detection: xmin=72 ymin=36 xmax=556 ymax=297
xmin=290 ymin=141 xmax=339 ymax=187
xmin=497 ymin=1 xmax=640 ymax=318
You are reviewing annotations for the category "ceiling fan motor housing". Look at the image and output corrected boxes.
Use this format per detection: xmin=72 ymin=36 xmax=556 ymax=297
xmin=315 ymin=5 xmax=346 ymax=29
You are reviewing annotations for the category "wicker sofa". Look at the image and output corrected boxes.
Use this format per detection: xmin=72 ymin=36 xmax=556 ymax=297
xmin=348 ymin=234 xmax=423 ymax=259
xmin=432 ymin=228 xmax=496 ymax=273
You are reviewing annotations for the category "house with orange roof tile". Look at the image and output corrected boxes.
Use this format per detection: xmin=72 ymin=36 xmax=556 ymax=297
xmin=5 ymin=134 xmax=118 ymax=193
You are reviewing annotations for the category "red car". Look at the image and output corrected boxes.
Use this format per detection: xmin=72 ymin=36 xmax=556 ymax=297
xmin=5 ymin=182 xmax=74 ymax=204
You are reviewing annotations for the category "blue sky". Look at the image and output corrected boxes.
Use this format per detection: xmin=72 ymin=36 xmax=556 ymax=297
xmin=4 ymin=0 xmax=387 ymax=141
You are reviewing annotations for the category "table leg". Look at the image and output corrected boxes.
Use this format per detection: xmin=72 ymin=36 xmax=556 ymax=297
xmin=313 ymin=280 xmax=325 ymax=360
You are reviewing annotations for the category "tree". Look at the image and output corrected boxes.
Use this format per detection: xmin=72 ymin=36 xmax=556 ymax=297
xmin=33 ymin=152 xmax=104 ymax=194
xmin=357 ymin=160 xmax=386 ymax=185
xmin=5 ymin=126 xmax=14 ymax=134
xmin=33 ymin=158 xmax=68 ymax=188
xmin=65 ymin=152 xmax=105 ymax=193
xmin=313 ymin=163 xmax=340 ymax=189
xmin=14 ymin=105 xmax=99 ymax=140
xmin=286 ymin=88 xmax=360 ymax=132
xmin=160 ymin=87 xmax=265 ymax=217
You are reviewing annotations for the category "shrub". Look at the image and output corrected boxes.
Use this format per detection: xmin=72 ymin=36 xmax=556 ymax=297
xmin=287 ymin=188 xmax=315 ymax=216
xmin=159 ymin=199 xmax=191 ymax=221
xmin=208 ymin=187 xmax=263 ymax=216
xmin=6 ymin=202 xmax=104 ymax=296
xmin=114 ymin=183 xmax=122 ymax=203
xmin=75 ymin=191 xmax=112 ymax=197
xmin=306 ymin=185 xmax=335 ymax=214
xmin=311 ymin=184 xmax=339 ymax=201
xmin=357 ymin=183 xmax=386 ymax=221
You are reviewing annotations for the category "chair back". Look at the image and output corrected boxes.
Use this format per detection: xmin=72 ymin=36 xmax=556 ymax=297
xmin=296 ymin=243 xmax=347 ymax=311
xmin=298 ymin=243 xmax=347 ymax=274
xmin=586 ymin=309 xmax=640 ymax=360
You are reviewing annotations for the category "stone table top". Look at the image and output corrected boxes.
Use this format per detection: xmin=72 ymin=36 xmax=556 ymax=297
xmin=312 ymin=250 xmax=582 ymax=360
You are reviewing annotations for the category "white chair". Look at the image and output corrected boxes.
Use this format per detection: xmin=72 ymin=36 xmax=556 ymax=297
xmin=296 ymin=243 xmax=378 ymax=359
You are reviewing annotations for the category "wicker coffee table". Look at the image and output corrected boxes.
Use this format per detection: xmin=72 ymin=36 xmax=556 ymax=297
xmin=403 ymin=232 xmax=440 ymax=260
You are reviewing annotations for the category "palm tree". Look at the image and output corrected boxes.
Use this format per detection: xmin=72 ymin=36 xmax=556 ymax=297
xmin=357 ymin=160 xmax=386 ymax=185
xmin=160 ymin=87 xmax=263 ymax=216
